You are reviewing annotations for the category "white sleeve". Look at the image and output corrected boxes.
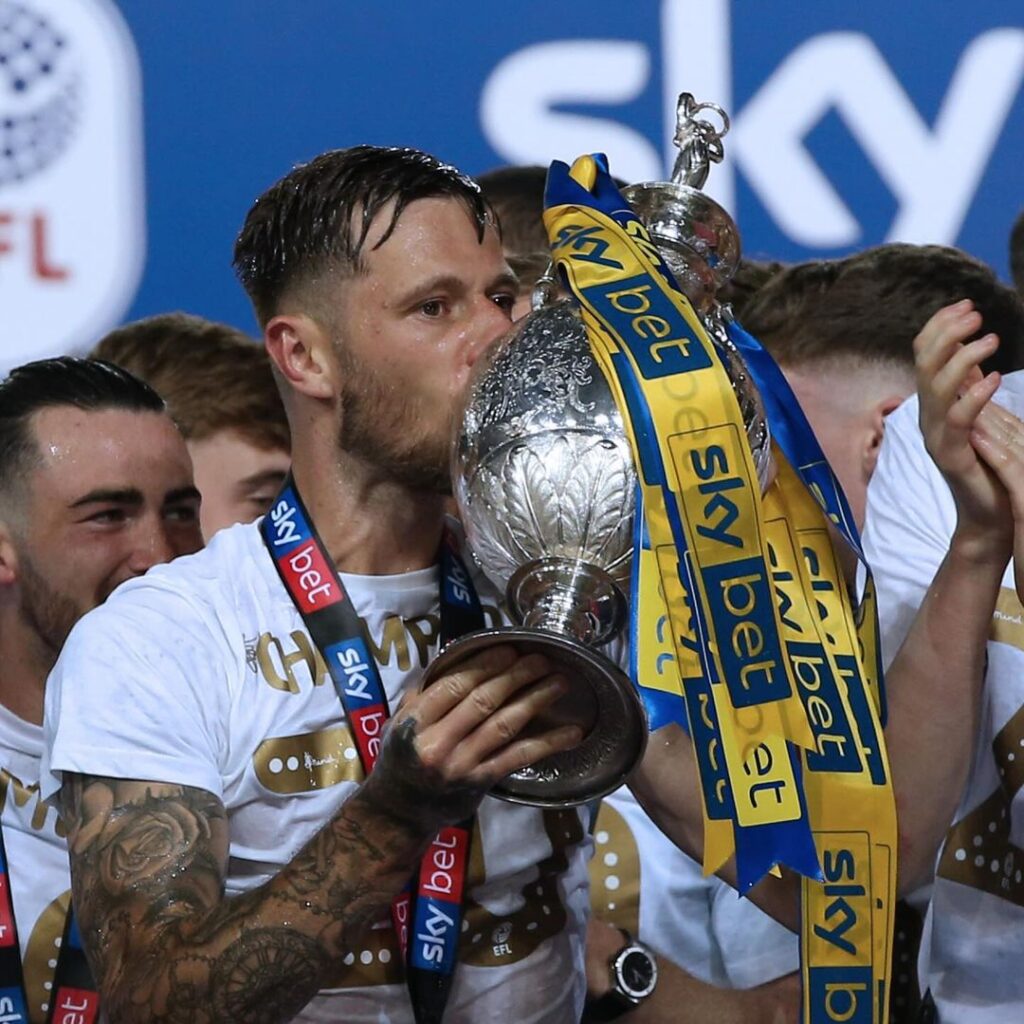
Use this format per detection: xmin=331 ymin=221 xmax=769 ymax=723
xmin=41 ymin=581 xmax=232 ymax=801
xmin=862 ymin=396 xmax=957 ymax=669
xmin=709 ymin=881 xmax=799 ymax=988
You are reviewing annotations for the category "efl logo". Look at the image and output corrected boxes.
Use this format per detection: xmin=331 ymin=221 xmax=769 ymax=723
xmin=0 ymin=0 xmax=143 ymax=374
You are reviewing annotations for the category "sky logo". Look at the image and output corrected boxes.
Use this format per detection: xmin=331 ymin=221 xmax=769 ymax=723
xmin=481 ymin=0 xmax=1024 ymax=263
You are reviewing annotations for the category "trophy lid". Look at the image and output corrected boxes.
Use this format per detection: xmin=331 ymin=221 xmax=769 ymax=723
xmin=621 ymin=94 xmax=740 ymax=309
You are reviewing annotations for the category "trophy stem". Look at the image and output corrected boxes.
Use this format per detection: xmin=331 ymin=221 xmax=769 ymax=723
xmin=508 ymin=558 xmax=625 ymax=648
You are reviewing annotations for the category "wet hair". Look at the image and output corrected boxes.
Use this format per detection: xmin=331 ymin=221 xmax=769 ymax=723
xmin=233 ymin=145 xmax=493 ymax=326
xmin=92 ymin=312 xmax=290 ymax=453
xmin=0 ymin=356 xmax=164 ymax=500
xmin=741 ymin=243 xmax=1024 ymax=376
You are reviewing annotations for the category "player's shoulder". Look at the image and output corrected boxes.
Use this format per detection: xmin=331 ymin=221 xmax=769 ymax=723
xmin=69 ymin=521 xmax=271 ymax=649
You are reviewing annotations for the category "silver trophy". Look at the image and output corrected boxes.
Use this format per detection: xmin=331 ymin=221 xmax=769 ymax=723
xmin=422 ymin=94 xmax=771 ymax=807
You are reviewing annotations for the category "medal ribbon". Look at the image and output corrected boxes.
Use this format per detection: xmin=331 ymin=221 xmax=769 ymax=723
xmin=764 ymin=458 xmax=896 ymax=1024
xmin=543 ymin=153 xmax=819 ymax=888
xmin=45 ymin=911 xmax=101 ymax=1024
xmin=0 ymin=810 xmax=100 ymax=1024
xmin=0 ymin=823 xmax=29 ymax=1023
xmin=725 ymin=319 xmax=886 ymax=724
xmin=543 ymin=155 xmax=896 ymax=1024
xmin=260 ymin=480 xmax=483 ymax=1024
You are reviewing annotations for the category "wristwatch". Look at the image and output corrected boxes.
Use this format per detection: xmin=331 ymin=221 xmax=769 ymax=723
xmin=585 ymin=929 xmax=659 ymax=1021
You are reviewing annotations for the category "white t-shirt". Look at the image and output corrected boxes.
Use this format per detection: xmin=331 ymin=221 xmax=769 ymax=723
xmin=863 ymin=373 xmax=1024 ymax=1023
xmin=0 ymin=704 xmax=71 ymax=1024
xmin=591 ymin=786 xmax=798 ymax=989
xmin=42 ymin=521 xmax=591 ymax=1024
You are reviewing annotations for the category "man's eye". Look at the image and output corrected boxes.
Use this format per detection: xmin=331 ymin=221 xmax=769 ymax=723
xmin=248 ymin=494 xmax=276 ymax=513
xmin=166 ymin=505 xmax=199 ymax=524
xmin=88 ymin=508 xmax=126 ymax=525
xmin=421 ymin=299 xmax=446 ymax=318
xmin=493 ymin=293 xmax=515 ymax=314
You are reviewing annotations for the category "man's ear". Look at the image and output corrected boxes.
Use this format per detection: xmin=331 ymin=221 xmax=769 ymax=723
xmin=863 ymin=393 xmax=908 ymax=478
xmin=265 ymin=314 xmax=336 ymax=401
xmin=0 ymin=523 xmax=20 ymax=588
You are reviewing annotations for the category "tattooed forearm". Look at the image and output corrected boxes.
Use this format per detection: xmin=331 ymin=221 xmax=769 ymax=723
xmin=57 ymin=712 xmax=499 ymax=1023
xmin=59 ymin=771 xmax=436 ymax=1024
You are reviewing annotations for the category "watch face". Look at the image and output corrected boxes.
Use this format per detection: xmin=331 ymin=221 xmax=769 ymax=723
xmin=617 ymin=948 xmax=657 ymax=999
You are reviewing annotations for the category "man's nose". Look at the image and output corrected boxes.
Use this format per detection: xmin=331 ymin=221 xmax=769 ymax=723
xmin=125 ymin=523 xmax=176 ymax=576
xmin=465 ymin=300 xmax=514 ymax=370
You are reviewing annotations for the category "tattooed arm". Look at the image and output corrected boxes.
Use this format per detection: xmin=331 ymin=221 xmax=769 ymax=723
xmin=58 ymin=645 xmax=580 ymax=1024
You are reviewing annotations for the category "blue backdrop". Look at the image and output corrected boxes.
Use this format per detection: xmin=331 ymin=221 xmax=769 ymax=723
xmin=112 ymin=1 xmax=1024 ymax=337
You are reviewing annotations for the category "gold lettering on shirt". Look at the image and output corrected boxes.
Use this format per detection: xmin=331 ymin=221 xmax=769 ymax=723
xmin=366 ymin=616 xmax=413 ymax=673
xmin=937 ymin=589 xmax=1024 ymax=903
xmin=404 ymin=614 xmax=438 ymax=669
xmin=992 ymin=587 xmax=1024 ymax=651
xmin=256 ymin=631 xmax=326 ymax=693
xmin=0 ymin=768 xmax=64 ymax=837
xmin=254 ymin=728 xmax=364 ymax=793
xmin=254 ymin=604 xmax=503 ymax=694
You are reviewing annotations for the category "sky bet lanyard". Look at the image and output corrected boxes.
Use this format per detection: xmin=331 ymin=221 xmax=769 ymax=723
xmin=260 ymin=479 xmax=484 ymax=1024
xmin=0 ymin=815 xmax=100 ymax=1024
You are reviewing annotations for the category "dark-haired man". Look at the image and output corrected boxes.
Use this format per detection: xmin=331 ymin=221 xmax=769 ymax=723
xmin=42 ymin=147 xmax=584 ymax=1023
xmin=0 ymin=357 xmax=202 ymax=1022
xmin=92 ymin=313 xmax=291 ymax=540
xmin=745 ymin=242 xmax=1024 ymax=532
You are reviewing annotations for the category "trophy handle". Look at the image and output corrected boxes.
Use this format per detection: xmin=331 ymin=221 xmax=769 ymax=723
xmin=420 ymin=628 xmax=647 ymax=808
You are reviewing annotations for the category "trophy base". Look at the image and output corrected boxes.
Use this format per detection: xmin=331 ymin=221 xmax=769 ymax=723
xmin=421 ymin=628 xmax=647 ymax=808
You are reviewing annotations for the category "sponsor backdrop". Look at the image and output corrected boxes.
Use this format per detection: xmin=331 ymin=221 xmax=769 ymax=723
xmin=1 ymin=0 xmax=1022 ymax=370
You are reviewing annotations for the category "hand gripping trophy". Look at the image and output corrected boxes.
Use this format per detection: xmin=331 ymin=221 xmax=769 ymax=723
xmin=420 ymin=94 xmax=772 ymax=808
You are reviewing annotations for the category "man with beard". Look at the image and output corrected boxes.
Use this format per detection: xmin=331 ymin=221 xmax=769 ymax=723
xmin=0 ymin=357 xmax=202 ymax=1022
xmin=41 ymin=147 xmax=585 ymax=1024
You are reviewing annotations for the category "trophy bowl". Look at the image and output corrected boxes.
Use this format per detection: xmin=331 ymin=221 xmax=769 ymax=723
xmin=421 ymin=300 xmax=647 ymax=807
xmin=432 ymin=295 xmax=772 ymax=807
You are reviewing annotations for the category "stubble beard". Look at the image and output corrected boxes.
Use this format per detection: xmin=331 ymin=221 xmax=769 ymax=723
xmin=18 ymin=551 xmax=83 ymax=670
xmin=337 ymin=351 xmax=454 ymax=495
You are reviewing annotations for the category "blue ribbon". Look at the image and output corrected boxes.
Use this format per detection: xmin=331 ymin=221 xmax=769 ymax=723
xmin=546 ymin=155 xmax=821 ymax=888
xmin=725 ymin=320 xmax=886 ymax=724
